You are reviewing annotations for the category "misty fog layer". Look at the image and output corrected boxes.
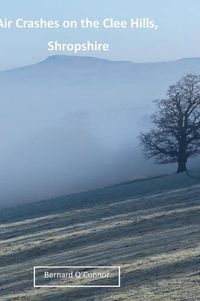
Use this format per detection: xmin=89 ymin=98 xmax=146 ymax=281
xmin=0 ymin=55 xmax=200 ymax=207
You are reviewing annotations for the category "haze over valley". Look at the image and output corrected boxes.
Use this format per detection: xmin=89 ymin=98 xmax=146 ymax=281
xmin=1 ymin=55 xmax=200 ymax=207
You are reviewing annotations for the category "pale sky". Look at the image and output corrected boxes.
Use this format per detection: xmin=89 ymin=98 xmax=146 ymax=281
xmin=0 ymin=0 xmax=200 ymax=70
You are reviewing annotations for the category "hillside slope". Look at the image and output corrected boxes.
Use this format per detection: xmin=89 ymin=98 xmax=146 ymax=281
xmin=1 ymin=171 xmax=200 ymax=300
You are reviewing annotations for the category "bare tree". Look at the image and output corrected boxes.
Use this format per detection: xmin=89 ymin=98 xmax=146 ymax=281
xmin=140 ymin=74 xmax=200 ymax=173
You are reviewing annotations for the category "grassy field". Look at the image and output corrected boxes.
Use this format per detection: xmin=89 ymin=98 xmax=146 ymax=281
xmin=1 ymin=171 xmax=200 ymax=300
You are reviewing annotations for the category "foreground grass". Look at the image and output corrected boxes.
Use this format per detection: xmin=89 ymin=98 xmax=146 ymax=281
xmin=0 ymin=172 xmax=200 ymax=300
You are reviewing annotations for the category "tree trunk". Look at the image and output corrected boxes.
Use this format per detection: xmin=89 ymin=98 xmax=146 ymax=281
xmin=177 ymin=159 xmax=187 ymax=173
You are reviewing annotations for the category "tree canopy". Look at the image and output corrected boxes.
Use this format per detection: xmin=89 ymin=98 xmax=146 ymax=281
xmin=140 ymin=74 xmax=200 ymax=172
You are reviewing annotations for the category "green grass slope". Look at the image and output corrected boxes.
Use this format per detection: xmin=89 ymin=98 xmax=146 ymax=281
xmin=1 ymin=169 xmax=200 ymax=223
